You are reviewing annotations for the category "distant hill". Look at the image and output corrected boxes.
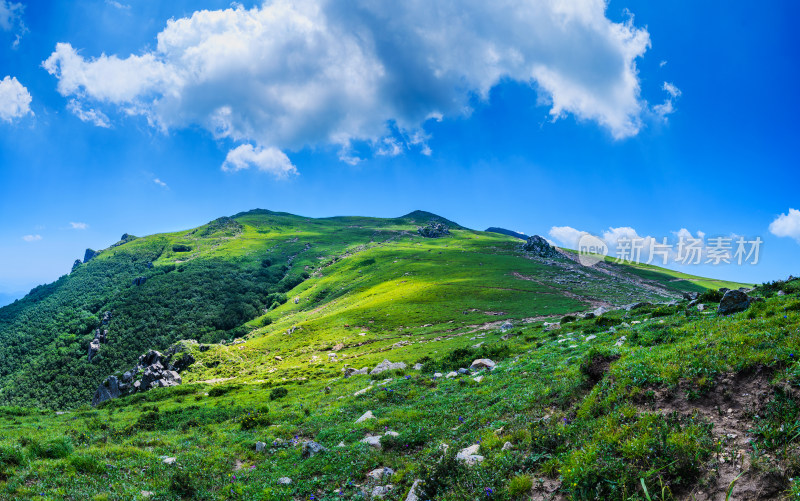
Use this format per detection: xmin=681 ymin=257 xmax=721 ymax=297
xmin=0 ymin=209 xmax=744 ymax=410
xmin=485 ymin=227 xmax=529 ymax=240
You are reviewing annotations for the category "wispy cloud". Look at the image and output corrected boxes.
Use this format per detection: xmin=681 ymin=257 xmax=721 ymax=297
xmin=69 ymin=221 xmax=88 ymax=230
xmin=653 ymin=81 xmax=682 ymax=119
xmin=105 ymin=0 xmax=130 ymax=10
xmin=22 ymin=234 xmax=42 ymax=242
xmin=0 ymin=0 xmax=27 ymax=48
xmin=154 ymin=178 xmax=168 ymax=188
xmin=67 ymin=100 xmax=111 ymax=128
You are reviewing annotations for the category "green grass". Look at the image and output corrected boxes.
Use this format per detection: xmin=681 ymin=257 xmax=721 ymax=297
xmin=0 ymin=209 xmax=792 ymax=499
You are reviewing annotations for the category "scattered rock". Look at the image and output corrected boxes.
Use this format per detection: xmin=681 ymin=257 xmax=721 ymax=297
xmin=522 ymin=235 xmax=560 ymax=258
xmin=717 ymin=290 xmax=752 ymax=315
xmin=356 ymin=411 xmax=376 ymax=423
xmin=457 ymin=368 xmax=470 ymax=375
xmin=344 ymin=367 xmax=370 ymax=378
xmin=255 ymin=441 xmax=266 ymax=452
xmin=371 ymin=485 xmax=394 ymax=498
xmin=433 ymin=372 xmax=443 ymax=378
xmin=614 ymin=336 xmax=627 ymax=347
xmin=469 ymin=358 xmax=496 ymax=370
xmin=624 ymin=302 xmax=651 ymax=311
xmin=456 ymin=444 xmax=484 ymax=465
xmin=501 ymin=441 xmax=513 ymax=451
xmin=301 ymin=441 xmax=327 ymax=459
xmin=367 ymin=467 xmax=395 ymax=481
xmin=445 ymin=371 xmax=458 ymax=378
xmin=543 ymin=322 xmax=561 ymax=331
xmin=370 ymin=359 xmax=407 ymax=375
xmin=277 ymin=477 xmax=292 ymax=485
xmin=585 ymin=335 xmax=597 ymax=342
xmin=499 ymin=321 xmax=513 ymax=332
xmin=361 ymin=435 xmax=383 ymax=449
xmin=354 ymin=386 xmax=373 ymax=396
xmin=592 ymin=306 xmax=610 ymax=317
xmin=162 ymin=457 xmax=177 ymax=465
xmin=413 ymin=363 xmax=423 ymax=370
xmin=405 ymin=480 xmax=422 ymax=501
xmin=697 ymin=303 xmax=706 ymax=311
xmin=473 ymin=376 xmax=484 ymax=383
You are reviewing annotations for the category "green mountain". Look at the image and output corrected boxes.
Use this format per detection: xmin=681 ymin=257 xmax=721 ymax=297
xmin=3 ymin=210 xmax=799 ymax=500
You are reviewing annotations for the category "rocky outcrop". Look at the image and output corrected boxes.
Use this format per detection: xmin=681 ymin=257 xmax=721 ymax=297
xmin=91 ymin=341 xmax=198 ymax=406
xmin=717 ymin=290 xmax=753 ymax=315
xmin=132 ymin=276 xmax=147 ymax=286
xmin=522 ymin=235 xmax=560 ymax=259
xmin=417 ymin=222 xmax=450 ymax=238
xmin=87 ymin=328 xmax=108 ymax=362
xmin=83 ymin=248 xmax=99 ymax=263
xmin=71 ymin=259 xmax=82 ymax=272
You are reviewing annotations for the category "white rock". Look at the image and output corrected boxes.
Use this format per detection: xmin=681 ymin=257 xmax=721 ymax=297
xmin=585 ymin=335 xmax=597 ymax=342
xmin=456 ymin=444 xmax=484 ymax=464
xmin=255 ymin=441 xmax=266 ymax=452
xmin=356 ymin=411 xmax=376 ymax=423
xmin=501 ymin=441 xmax=513 ymax=451
xmin=361 ymin=435 xmax=383 ymax=449
xmin=433 ymin=372 xmax=443 ymax=378
xmin=371 ymin=485 xmax=394 ymax=498
xmin=445 ymin=371 xmax=458 ymax=378
xmin=367 ymin=467 xmax=395 ymax=480
xmin=473 ymin=376 xmax=484 ymax=383
xmin=470 ymin=358 xmax=496 ymax=370
xmin=614 ymin=336 xmax=627 ymax=347
xmin=277 ymin=477 xmax=292 ymax=485
xmin=162 ymin=457 xmax=177 ymax=465
xmin=405 ymin=479 xmax=422 ymax=501
xmin=413 ymin=363 xmax=423 ymax=370
xmin=384 ymin=431 xmax=399 ymax=437
xmin=354 ymin=386 xmax=374 ymax=396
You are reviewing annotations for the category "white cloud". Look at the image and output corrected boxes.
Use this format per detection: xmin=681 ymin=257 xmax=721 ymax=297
xmin=105 ymin=0 xmax=130 ymax=10
xmin=22 ymin=234 xmax=42 ymax=242
xmin=659 ymin=60 xmax=667 ymax=67
xmin=548 ymin=226 xmax=590 ymax=249
xmin=43 ymin=0 xmax=657 ymax=172
xmin=154 ymin=178 xmax=168 ymax=188
xmin=0 ymin=75 xmax=32 ymax=122
xmin=69 ymin=222 xmax=88 ymax=230
xmin=67 ymin=99 xmax=111 ymax=128
xmin=0 ymin=0 xmax=26 ymax=47
xmin=653 ymin=81 xmax=681 ymax=119
xmin=222 ymin=144 xmax=298 ymax=178
xmin=769 ymin=208 xmax=800 ymax=243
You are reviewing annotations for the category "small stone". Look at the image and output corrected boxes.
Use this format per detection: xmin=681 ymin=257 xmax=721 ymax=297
xmin=354 ymin=386 xmax=374 ymax=396
xmin=255 ymin=441 xmax=266 ymax=452
xmin=445 ymin=371 xmax=458 ymax=378
xmin=356 ymin=411 xmax=376 ymax=423
xmin=367 ymin=467 xmax=395 ymax=480
xmin=473 ymin=376 xmax=484 ymax=383
xmin=469 ymin=358 xmax=496 ymax=370
xmin=162 ymin=457 xmax=177 ymax=465
xmin=277 ymin=477 xmax=292 ymax=485
xmin=585 ymin=335 xmax=597 ymax=342
xmin=433 ymin=372 xmax=443 ymax=378
xmin=501 ymin=441 xmax=513 ymax=451
xmin=371 ymin=485 xmax=394 ymax=498
xmin=361 ymin=435 xmax=383 ymax=449
xmin=301 ymin=441 xmax=327 ymax=458
xmin=413 ymin=363 xmax=423 ymax=370
xmin=405 ymin=479 xmax=422 ymax=501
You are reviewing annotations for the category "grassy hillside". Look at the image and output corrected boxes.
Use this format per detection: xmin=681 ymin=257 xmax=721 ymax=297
xmin=3 ymin=209 xmax=791 ymax=500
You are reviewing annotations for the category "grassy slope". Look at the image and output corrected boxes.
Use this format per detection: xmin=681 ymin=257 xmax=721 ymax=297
xmin=2 ymin=209 xmax=786 ymax=500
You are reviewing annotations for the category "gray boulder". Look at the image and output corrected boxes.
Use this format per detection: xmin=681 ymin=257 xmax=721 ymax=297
xmin=302 ymin=441 xmax=327 ymax=458
xmin=717 ymin=290 xmax=752 ymax=315
xmin=92 ymin=376 xmax=121 ymax=406
xmin=499 ymin=321 xmax=513 ymax=332
xmin=370 ymin=359 xmax=407 ymax=375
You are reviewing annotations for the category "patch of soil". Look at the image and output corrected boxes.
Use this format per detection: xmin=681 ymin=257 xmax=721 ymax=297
xmin=637 ymin=367 xmax=789 ymax=500
xmin=530 ymin=477 xmax=567 ymax=501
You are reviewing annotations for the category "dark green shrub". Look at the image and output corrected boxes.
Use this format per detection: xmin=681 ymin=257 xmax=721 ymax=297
xmin=0 ymin=445 xmax=24 ymax=467
xmin=239 ymin=409 xmax=270 ymax=430
xmin=172 ymin=244 xmax=192 ymax=252
xmin=69 ymin=454 xmax=105 ymax=474
xmin=561 ymin=315 xmax=578 ymax=324
xmin=594 ymin=316 xmax=622 ymax=328
xmin=170 ymin=469 xmax=197 ymax=498
xmin=698 ymin=289 xmax=723 ymax=303
xmin=208 ymin=385 xmax=238 ymax=397
xmin=29 ymin=437 xmax=73 ymax=459
xmin=269 ymin=387 xmax=288 ymax=400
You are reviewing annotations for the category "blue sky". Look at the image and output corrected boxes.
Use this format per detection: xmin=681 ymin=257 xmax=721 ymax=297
xmin=1 ymin=0 xmax=799 ymax=304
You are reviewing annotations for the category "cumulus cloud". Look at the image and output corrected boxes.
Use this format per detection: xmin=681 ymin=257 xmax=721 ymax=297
xmin=0 ymin=75 xmax=32 ymax=122
xmin=22 ymin=234 xmax=42 ymax=242
xmin=69 ymin=222 xmax=88 ymax=230
xmin=548 ymin=226 xmax=590 ymax=250
xmin=222 ymin=144 xmax=297 ymax=178
xmin=43 ymin=0 xmax=656 ymax=172
xmin=769 ymin=208 xmax=800 ymax=243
